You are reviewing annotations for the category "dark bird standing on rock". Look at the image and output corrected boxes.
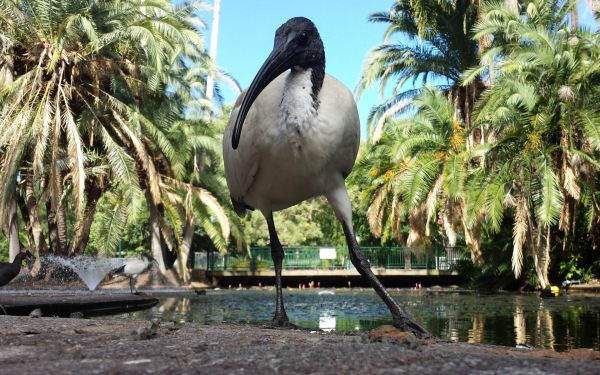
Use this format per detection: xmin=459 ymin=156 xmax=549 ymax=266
xmin=0 ymin=251 xmax=34 ymax=287
xmin=111 ymin=254 xmax=156 ymax=294
xmin=223 ymin=17 xmax=429 ymax=337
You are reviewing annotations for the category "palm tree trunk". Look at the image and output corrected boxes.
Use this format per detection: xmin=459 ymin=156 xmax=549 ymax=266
xmin=17 ymin=179 xmax=47 ymax=255
xmin=505 ymin=0 xmax=519 ymax=14
xmin=47 ymin=171 xmax=67 ymax=255
xmin=46 ymin=200 xmax=60 ymax=254
xmin=465 ymin=87 xmax=472 ymax=147
xmin=461 ymin=213 xmax=483 ymax=265
xmin=530 ymin=247 xmax=546 ymax=290
xmin=71 ymin=180 xmax=103 ymax=254
xmin=147 ymin=192 xmax=167 ymax=275
xmin=488 ymin=64 xmax=495 ymax=84
xmin=571 ymin=2 xmax=579 ymax=29
xmin=529 ymin=225 xmax=551 ymax=290
xmin=541 ymin=226 xmax=552 ymax=287
xmin=526 ymin=210 xmax=548 ymax=289
xmin=176 ymin=214 xmax=195 ymax=284
xmin=7 ymin=191 xmax=21 ymax=261
xmin=1 ymin=57 xmax=19 ymax=260
xmin=56 ymin=202 xmax=68 ymax=255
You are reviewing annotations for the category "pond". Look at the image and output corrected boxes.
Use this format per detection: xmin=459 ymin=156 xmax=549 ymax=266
xmin=103 ymin=289 xmax=600 ymax=351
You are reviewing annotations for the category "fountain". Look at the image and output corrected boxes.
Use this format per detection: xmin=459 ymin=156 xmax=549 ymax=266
xmin=46 ymin=255 xmax=127 ymax=291
xmin=0 ymin=255 xmax=159 ymax=317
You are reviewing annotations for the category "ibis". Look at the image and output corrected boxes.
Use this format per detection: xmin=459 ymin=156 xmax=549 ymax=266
xmin=0 ymin=251 xmax=33 ymax=287
xmin=223 ymin=17 xmax=428 ymax=337
xmin=111 ymin=254 xmax=155 ymax=294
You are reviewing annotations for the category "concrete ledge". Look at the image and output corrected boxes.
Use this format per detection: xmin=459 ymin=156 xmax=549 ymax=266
xmin=0 ymin=316 xmax=598 ymax=374
xmin=207 ymin=269 xmax=458 ymax=277
xmin=569 ymin=284 xmax=600 ymax=293
xmin=0 ymin=294 xmax=158 ymax=317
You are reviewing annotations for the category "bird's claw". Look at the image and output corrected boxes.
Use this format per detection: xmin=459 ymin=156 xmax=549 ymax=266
xmin=266 ymin=315 xmax=298 ymax=330
xmin=393 ymin=317 xmax=431 ymax=339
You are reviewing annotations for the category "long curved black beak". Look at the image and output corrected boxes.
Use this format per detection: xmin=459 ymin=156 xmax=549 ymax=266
xmin=231 ymin=44 xmax=294 ymax=149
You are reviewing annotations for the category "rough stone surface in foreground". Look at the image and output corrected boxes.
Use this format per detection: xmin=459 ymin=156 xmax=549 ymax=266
xmin=0 ymin=316 xmax=598 ymax=374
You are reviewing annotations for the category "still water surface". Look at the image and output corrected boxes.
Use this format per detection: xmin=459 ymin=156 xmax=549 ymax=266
xmin=105 ymin=289 xmax=600 ymax=351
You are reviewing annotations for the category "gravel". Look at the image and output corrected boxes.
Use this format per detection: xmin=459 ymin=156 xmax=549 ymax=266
xmin=0 ymin=315 xmax=598 ymax=374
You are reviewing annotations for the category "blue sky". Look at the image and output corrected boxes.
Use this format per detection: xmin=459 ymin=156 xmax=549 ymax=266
xmin=199 ymin=1 xmax=599 ymax=136
xmin=200 ymin=1 xmax=391 ymax=136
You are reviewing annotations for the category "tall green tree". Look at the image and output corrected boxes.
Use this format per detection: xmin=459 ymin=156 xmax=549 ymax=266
xmin=160 ymin=117 xmax=232 ymax=283
xmin=352 ymin=88 xmax=483 ymax=262
xmin=358 ymin=0 xmax=485 ymax=141
xmin=0 ymin=0 xmax=234 ymax=277
xmin=464 ymin=0 xmax=600 ymax=287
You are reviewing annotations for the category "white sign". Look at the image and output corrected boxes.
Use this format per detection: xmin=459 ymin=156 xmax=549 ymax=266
xmin=319 ymin=248 xmax=336 ymax=260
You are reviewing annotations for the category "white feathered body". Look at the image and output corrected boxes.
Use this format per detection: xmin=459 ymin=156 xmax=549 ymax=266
xmin=223 ymin=69 xmax=359 ymax=214
xmin=120 ymin=258 xmax=151 ymax=277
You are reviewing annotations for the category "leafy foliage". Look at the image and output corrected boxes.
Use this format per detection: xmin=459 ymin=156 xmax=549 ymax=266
xmin=351 ymin=88 xmax=483 ymax=260
xmin=357 ymin=0 xmax=483 ymax=139
xmin=464 ymin=0 xmax=600 ymax=287
xmin=0 ymin=1 xmax=238 ymax=282
xmin=356 ymin=0 xmax=600 ymax=288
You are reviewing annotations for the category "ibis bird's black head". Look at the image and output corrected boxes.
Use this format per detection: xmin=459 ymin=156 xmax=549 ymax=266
xmin=232 ymin=17 xmax=325 ymax=149
xmin=272 ymin=17 xmax=325 ymax=73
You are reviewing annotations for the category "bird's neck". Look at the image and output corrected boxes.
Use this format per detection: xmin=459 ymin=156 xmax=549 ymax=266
xmin=279 ymin=66 xmax=323 ymax=130
xmin=308 ymin=62 xmax=324 ymax=107
xmin=12 ymin=255 xmax=23 ymax=266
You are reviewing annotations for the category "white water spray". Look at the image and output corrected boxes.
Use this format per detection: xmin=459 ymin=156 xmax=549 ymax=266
xmin=46 ymin=256 xmax=128 ymax=291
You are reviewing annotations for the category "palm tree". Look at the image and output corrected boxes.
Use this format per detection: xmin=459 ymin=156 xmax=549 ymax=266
xmin=160 ymin=117 xmax=232 ymax=283
xmin=358 ymin=0 xmax=485 ymax=141
xmin=0 ymin=32 xmax=20 ymax=260
xmin=352 ymin=88 xmax=483 ymax=262
xmin=466 ymin=0 xmax=600 ymax=288
xmin=90 ymin=105 xmax=241 ymax=282
xmin=0 ymin=0 xmax=214 ymax=262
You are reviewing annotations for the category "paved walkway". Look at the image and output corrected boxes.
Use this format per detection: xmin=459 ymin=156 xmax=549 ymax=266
xmin=0 ymin=316 xmax=598 ymax=374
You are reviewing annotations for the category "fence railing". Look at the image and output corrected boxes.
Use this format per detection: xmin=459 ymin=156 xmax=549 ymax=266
xmin=194 ymin=246 xmax=466 ymax=272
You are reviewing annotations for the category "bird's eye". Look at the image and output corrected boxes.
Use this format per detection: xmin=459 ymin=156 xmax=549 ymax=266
xmin=297 ymin=32 xmax=309 ymax=45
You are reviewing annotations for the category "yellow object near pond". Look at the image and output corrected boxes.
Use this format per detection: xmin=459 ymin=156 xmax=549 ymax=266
xmin=540 ymin=285 xmax=560 ymax=298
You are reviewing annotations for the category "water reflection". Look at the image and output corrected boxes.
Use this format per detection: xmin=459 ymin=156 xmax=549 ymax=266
xmin=514 ymin=305 xmax=526 ymax=345
xmin=319 ymin=315 xmax=336 ymax=332
xmin=105 ymin=289 xmax=600 ymax=351
xmin=468 ymin=314 xmax=485 ymax=343
xmin=535 ymin=300 xmax=555 ymax=350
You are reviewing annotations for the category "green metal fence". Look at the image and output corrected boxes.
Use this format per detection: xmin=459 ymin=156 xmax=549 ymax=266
xmin=195 ymin=246 xmax=466 ymax=272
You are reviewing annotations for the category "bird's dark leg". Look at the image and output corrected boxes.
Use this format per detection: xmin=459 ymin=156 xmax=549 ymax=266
xmin=327 ymin=184 xmax=430 ymax=338
xmin=341 ymin=222 xmax=429 ymax=337
xmin=266 ymin=213 xmax=294 ymax=328
xmin=129 ymin=277 xmax=135 ymax=294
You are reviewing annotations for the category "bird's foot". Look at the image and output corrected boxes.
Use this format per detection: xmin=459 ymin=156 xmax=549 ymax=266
xmin=392 ymin=316 xmax=431 ymax=339
xmin=266 ymin=315 xmax=297 ymax=330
